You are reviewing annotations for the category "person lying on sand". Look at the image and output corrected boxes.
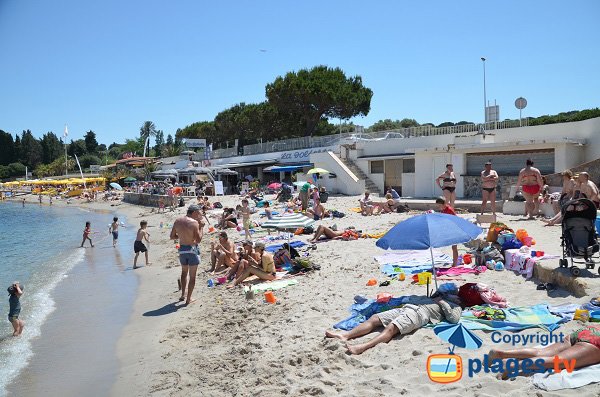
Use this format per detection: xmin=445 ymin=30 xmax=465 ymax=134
xmin=488 ymin=324 xmax=600 ymax=380
xmin=227 ymin=242 xmax=276 ymax=288
xmin=326 ymin=292 xmax=462 ymax=355
xmin=310 ymin=225 xmax=362 ymax=242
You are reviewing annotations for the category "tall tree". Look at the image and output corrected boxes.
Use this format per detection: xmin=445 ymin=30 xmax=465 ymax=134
xmin=139 ymin=121 xmax=157 ymax=156
xmin=166 ymin=134 xmax=174 ymax=146
xmin=0 ymin=130 xmax=16 ymax=165
xmin=19 ymin=130 xmax=43 ymax=168
xmin=13 ymin=135 xmax=21 ymax=164
xmin=84 ymin=130 xmax=99 ymax=154
xmin=153 ymin=130 xmax=164 ymax=157
xmin=40 ymin=132 xmax=63 ymax=164
xmin=266 ymin=65 xmax=373 ymax=136
xmin=67 ymin=139 xmax=87 ymax=157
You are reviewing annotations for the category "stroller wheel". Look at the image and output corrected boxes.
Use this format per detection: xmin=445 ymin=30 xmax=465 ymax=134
xmin=570 ymin=266 xmax=581 ymax=277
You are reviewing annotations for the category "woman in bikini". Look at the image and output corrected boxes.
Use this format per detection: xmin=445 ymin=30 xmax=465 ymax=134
xmin=480 ymin=161 xmax=498 ymax=215
xmin=489 ymin=324 xmax=600 ymax=379
xmin=436 ymin=164 xmax=456 ymax=208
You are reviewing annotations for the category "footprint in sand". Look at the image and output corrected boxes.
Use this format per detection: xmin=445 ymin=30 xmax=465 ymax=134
xmin=149 ymin=370 xmax=181 ymax=393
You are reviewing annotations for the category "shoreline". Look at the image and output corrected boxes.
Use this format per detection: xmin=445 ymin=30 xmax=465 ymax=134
xmin=7 ymin=193 xmax=599 ymax=396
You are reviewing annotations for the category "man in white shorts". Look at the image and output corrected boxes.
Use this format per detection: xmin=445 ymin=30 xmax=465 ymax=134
xmin=325 ymin=294 xmax=462 ymax=355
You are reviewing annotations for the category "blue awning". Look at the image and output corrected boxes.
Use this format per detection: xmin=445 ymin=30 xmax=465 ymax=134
xmin=263 ymin=164 xmax=312 ymax=173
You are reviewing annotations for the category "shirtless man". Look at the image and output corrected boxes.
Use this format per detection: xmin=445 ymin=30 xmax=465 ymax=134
xmin=209 ymin=231 xmax=237 ymax=274
xmin=170 ymin=205 xmax=203 ymax=304
xmin=306 ymin=197 xmax=327 ymax=220
xmin=578 ymin=172 xmax=600 ymax=208
xmin=516 ymin=159 xmax=543 ymax=218
xmin=240 ymin=199 xmax=252 ymax=240
xmin=480 ymin=161 xmax=499 ymax=215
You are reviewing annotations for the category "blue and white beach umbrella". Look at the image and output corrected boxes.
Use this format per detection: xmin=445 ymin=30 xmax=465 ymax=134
xmin=434 ymin=322 xmax=483 ymax=351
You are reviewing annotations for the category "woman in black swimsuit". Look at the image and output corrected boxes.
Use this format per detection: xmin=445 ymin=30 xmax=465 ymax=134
xmin=436 ymin=163 xmax=456 ymax=208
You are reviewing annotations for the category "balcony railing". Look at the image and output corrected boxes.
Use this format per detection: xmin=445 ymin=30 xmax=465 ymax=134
xmin=211 ymin=119 xmax=530 ymax=159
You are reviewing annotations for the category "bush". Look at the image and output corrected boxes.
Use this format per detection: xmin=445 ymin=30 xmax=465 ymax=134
xmin=8 ymin=162 xmax=26 ymax=176
xmin=0 ymin=165 xmax=10 ymax=179
xmin=78 ymin=154 xmax=102 ymax=169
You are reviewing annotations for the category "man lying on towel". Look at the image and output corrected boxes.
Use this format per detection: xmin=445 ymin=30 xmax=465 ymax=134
xmin=326 ymin=292 xmax=462 ymax=355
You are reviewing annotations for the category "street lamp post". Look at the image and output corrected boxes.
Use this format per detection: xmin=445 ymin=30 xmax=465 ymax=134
xmin=481 ymin=57 xmax=487 ymax=127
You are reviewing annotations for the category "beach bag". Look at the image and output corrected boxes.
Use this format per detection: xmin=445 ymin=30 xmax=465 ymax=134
xmin=178 ymin=197 xmax=185 ymax=207
xmin=486 ymin=222 xmax=512 ymax=243
xmin=458 ymin=283 xmax=485 ymax=307
xmin=331 ymin=210 xmax=345 ymax=218
xmin=213 ymin=201 xmax=223 ymax=209
xmin=302 ymin=226 xmax=314 ymax=235
xmin=513 ymin=191 xmax=526 ymax=202
xmin=396 ymin=204 xmax=410 ymax=213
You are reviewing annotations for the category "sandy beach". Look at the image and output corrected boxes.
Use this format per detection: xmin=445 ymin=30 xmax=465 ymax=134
xmin=7 ymin=192 xmax=599 ymax=396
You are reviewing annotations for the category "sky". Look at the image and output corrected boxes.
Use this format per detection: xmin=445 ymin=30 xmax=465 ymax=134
xmin=0 ymin=0 xmax=598 ymax=145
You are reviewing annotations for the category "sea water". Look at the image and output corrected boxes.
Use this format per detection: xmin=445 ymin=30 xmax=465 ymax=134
xmin=0 ymin=201 xmax=137 ymax=396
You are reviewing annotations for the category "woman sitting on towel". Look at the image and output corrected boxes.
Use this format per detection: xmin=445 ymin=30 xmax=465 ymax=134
xmin=325 ymin=289 xmax=463 ymax=355
xmin=488 ymin=324 xmax=600 ymax=379
xmin=228 ymin=242 xmax=276 ymax=287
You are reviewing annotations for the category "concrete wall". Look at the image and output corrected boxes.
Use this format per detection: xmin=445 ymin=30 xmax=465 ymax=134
xmin=124 ymin=193 xmax=167 ymax=207
xmin=310 ymin=151 xmax=365 ymax=195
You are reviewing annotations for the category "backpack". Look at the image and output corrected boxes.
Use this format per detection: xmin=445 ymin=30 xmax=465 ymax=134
xmin=396 ymin=204 xmax=410 ymax=213
xmin=213 ymin=201 xmax=223 ymax=209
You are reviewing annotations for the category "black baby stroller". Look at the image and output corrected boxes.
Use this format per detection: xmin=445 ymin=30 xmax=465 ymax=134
xmin=558 ymin=198 xmax=600 ymax=276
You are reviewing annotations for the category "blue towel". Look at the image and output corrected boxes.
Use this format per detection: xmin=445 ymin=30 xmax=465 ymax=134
xmin=448 ymin=304 xmax=565 ymax=332
xmin=334 ymin=297 xmax=409 ymax=330
xmin=265 ymin=240 xmax=307 ymax=253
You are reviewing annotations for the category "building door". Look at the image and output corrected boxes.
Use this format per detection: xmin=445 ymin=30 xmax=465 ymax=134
xmin=384 ymin=159 xmax=403 ymax=195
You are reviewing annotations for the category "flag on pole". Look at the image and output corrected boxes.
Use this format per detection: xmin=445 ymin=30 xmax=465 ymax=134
xmin=64 ymin=125 xmax=69 ymax=138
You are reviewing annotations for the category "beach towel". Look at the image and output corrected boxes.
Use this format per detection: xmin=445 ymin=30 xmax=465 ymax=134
xmin=260 ymin=211 xmax=279 ymax=216
xmin=333 ymin=296 xmax=409 ymax=330
xmin=362 ymin=232 xmax=386 ymax=239
xmin=532 ymin=363 xmax=600 ymax=391
xmin=374 ymin=250 xmax=451 ymax=266
xmin=265 ymin=241 xmax=307 ymax=253
xmin=381 ymin=263 xmax=432 ymax=276
xmin=250 ymin=279 xmax=298 ymax=292
xmin=349 ymin=207 xmax=362 ymax=213
xmin=453 ymin=304 xmax=565 ymax=332
xmin=436 ymin=266 xmax=486 ymax=276
xmin=548 ymin=303 xmax=581 ymax=322
xmin=476 ymin=283 xmax=508 ymax=308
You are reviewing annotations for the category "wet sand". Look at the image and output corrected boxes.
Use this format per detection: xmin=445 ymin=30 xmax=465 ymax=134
xmin=6 ymin=204 xmax=138 ymax=397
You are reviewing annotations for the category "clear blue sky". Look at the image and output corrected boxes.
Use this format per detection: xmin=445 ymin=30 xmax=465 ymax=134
xmin=1 ymin=0 xmax=598 ymax=145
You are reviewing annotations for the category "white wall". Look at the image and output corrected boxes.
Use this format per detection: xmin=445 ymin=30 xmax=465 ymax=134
xmin=310 ymin=151 xmax=365 ymax=195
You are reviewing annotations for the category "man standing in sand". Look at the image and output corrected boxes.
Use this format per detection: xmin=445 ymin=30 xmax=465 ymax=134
xmin=480 ymin=161 xmax=499 ymax=215
xmin=516 ymin=159 xmax=543 ymax=218
xmin=240 ymin=199 xmax=252 ymax=240
xmin=170 ymin=205 xmax=203 ymax=304
xmin=578 ymin=172 xmax=600 ymax=208
xmin=209 ymin=231 xmax=237 ymax=274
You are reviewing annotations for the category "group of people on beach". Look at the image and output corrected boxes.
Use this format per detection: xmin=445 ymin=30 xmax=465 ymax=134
xmin=436 ymin=159 xmax=599 ymax=219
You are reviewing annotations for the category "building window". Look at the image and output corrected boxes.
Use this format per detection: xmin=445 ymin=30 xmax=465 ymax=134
xmin=403 ymin=159 xmax=415 ymax=173
xmin=370 ymin=160 xmax=384 ymax=174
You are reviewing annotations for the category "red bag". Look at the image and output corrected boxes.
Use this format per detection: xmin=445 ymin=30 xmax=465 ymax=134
xmin=458 ymin=283 xmax=484 ymax=307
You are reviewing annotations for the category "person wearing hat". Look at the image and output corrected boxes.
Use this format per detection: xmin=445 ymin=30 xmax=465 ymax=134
xmin=480 ymin=161 xmax=499 ymax=215
xmin=170 ymin=204 xmax=203 ymax=304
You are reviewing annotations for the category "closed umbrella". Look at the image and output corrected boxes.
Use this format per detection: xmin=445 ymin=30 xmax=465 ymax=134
xmin=110 ymin=182 xmax=123 ymax=190
xmin=376 ymin=213 xmax=482 ymax=289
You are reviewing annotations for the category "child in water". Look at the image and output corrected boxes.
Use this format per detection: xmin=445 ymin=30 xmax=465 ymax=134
xmin=133 ymin=220 xmax=150 ymax=269
xmin=109 ymin=217 xmax=119 ymax=247
xmin=80 ymin=221 xmax=94 ymax=247
xmin=8 ymin=282 xmax=24 ymax=336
